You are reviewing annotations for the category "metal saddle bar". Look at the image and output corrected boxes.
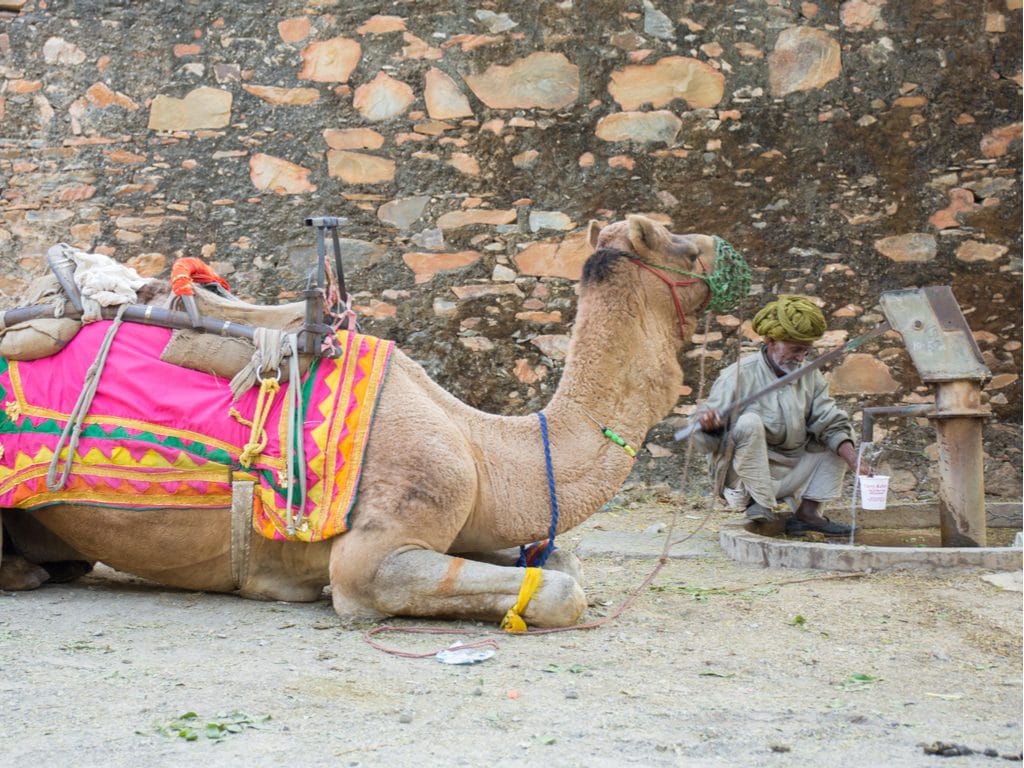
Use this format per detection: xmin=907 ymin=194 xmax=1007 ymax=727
xmin=0 ymin=301 xmax=340 ymax=358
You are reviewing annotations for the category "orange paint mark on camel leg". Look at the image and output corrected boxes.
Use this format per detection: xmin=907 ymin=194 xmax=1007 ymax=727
xmin=437 ymin=557 xmax=466 ymax=595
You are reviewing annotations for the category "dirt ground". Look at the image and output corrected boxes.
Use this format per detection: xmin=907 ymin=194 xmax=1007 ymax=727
xmin=2 ymin=490 xmax=1021 ymax=768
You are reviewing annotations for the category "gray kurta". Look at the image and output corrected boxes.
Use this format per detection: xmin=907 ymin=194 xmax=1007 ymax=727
xmin=695 ymin=345 xmax=855 ymax=507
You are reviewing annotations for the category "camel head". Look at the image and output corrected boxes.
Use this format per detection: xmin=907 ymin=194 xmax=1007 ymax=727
xmin=586 ymin=215 xmax=716 ymax=271
xmin=582 ymin=215 xmax=721 ymax=345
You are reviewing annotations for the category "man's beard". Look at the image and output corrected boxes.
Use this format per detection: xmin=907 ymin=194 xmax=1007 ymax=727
xmin=767 ymin=349 xmax=804 ymax=374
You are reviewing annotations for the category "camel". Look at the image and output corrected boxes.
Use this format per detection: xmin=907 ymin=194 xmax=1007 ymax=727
xmin=0 ymin=214 xmax=737 ymax=628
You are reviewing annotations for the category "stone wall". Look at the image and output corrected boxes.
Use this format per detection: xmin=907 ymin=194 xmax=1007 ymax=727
xmin=1 ymin=0 xmax=1020 ymax=498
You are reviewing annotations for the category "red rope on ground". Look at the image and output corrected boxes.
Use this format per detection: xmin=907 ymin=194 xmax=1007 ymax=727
xmin=362 ymin=556 xmax=671 ymax=656
xmin=363 ymin=627 xmax=501 ymax=658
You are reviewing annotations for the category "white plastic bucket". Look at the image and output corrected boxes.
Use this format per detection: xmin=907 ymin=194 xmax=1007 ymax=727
xmin=858 ymin=475 xmax=889 ymax=510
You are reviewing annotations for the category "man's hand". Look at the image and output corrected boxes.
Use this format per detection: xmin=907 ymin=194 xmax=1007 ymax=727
xmin=838 ymin=440 xmax=872 ymax=476
xmin=699 ymin=408 xmax=723 ymax=434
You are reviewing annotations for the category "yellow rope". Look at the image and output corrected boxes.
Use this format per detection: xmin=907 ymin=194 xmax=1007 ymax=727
xmin=500 ymin=566 xmax=543 ymax=633
xmin=230 ymin=377 xmax=280 ymax=468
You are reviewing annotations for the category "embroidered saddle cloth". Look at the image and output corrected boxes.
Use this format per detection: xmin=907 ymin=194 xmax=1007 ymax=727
xmin=0 ymin=321 xmax=393 ymax=542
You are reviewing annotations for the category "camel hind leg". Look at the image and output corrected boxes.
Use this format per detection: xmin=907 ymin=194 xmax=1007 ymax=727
xmin=0 ymin=518 xmax=49 ymax=591
xmin=0 ymin=508 xmax=93 ymax=590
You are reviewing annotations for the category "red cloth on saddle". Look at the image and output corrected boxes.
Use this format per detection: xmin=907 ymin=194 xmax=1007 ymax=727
xmin=170 ymin=257 xmax=231 ymax=296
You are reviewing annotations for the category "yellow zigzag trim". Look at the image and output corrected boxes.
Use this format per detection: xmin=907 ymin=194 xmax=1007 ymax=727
xmin=8 ymin=443 xmax=208 ymax=472
xmin=13 ymin=444 xmax=55 ymax=471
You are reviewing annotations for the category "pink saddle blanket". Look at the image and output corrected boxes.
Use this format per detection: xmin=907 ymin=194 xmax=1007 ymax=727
xmin=0 ymin=321 xmax=393 ymax=542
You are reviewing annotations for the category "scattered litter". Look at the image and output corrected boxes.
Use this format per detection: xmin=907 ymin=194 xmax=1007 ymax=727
xmin=980 ymin=571 xmax=1023 ymax=592
xmin=921 ymin=741 xmax=1011 ymax=759
xmin=435 ymin=641 xmax=496 ymax=665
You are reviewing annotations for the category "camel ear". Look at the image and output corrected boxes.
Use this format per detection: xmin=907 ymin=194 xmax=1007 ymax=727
xmin=587 ymin=220 xmax=602 ymax=250
xmin=627 ymin=214 xmax=672 ymax=260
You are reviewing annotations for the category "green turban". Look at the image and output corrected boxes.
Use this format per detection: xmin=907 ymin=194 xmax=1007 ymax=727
xmin=751 ymin=295 xmax=826 ymax=343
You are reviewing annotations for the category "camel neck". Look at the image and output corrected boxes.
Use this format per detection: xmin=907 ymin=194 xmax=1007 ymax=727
xmin=534 ymin=276 xmax=686 ymax=530
xmin=547 ymin=284 xmax=683 ymax=443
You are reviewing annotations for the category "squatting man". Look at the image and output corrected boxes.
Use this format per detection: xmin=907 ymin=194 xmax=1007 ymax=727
xmin=694 ymin=295 xmax=871 ymax=536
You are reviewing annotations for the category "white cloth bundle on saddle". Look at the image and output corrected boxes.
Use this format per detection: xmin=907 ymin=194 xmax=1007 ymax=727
xmin=56 ymin=244 xmax=152 ymax=322
xmin=0 ymin=244 xmax=151 ymax=361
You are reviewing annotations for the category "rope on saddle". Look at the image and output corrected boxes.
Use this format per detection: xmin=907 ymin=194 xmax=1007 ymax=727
xmin=322 ymin=249 xmax=358 ymax=335
xmin=229 ymin=327 xmax=289 ymax=400
xmin=228 ymin=327 xmax=307 ymax=536
xmin=46 ymin=305 xmax=128 ymax=491
xmin=230 ymin=376 xmax=280 ymax=468
xmin=282 ymin=332 xmax=307 ymax=536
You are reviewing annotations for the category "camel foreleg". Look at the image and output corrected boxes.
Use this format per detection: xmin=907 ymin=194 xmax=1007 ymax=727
xmin=456 ymin=547 xmax=584 ymax=587
xmin=330 ymin=545 xmax=587 ymax=628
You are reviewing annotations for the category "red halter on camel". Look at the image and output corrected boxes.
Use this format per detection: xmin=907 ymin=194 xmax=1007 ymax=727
xmin=627 ymin=255 xmax=712 ymax=341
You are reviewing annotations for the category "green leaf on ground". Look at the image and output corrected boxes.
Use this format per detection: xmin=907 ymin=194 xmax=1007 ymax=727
xmin=151 ymin=711 xmax=271 ymax=742
xmin=838 ymin=673 xmax=881 ymax=690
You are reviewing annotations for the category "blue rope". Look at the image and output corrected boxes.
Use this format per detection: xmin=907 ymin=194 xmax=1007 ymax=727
xmin=517 ymin=412 xmax=559 ymax=568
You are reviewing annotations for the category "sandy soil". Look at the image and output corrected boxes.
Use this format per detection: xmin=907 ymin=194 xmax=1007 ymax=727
xmin=2 ymin=491 xmax=1021 ymax=768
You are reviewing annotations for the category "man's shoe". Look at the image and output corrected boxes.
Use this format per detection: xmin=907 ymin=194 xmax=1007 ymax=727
xmin=744 ymin=502 xmax=776 ymax=523
xmin=785 ymin=516 xmax=854 ymax=537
